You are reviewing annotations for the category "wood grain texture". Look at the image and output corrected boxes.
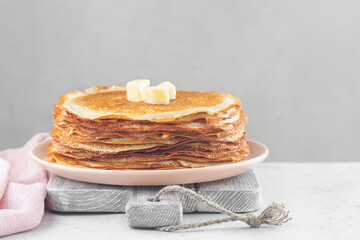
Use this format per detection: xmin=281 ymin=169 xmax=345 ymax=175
xmin=197 ymin=170 xmax=262 ymax=212
xmin=126 ymin=186 xmax=183 ymax=228
xmin=46 ymin=175 xmax=133 ymax=212
xmin=176 ymin=184 xmax=197 ymax=213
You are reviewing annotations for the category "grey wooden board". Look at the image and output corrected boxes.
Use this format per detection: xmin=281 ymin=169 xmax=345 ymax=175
xmin=46 ymin=170 xmax=261 ymax=217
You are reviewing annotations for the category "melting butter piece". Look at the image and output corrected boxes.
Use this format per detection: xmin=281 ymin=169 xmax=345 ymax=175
xmin=158 ymin=81 xmax=176 ymax=99
xmin=126 ymin=79 xmax=150 ymax=102
xmin=145 ymin=86 xmax=170 ymax=105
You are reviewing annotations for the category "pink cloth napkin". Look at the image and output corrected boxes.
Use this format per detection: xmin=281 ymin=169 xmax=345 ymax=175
xmin=0 ymin=133 xmax=50 ymax=237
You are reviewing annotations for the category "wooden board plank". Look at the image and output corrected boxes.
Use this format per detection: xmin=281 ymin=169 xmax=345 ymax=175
xmin=46 ymin=175 xmax=133 ymax=212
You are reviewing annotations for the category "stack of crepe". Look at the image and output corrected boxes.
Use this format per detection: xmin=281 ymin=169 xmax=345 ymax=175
xmin=47 ymin=85 xmax=249 ymax=170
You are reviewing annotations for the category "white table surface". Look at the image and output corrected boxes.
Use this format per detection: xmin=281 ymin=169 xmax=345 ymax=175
xmin=4 ymin=163 xmax=360 ymax=240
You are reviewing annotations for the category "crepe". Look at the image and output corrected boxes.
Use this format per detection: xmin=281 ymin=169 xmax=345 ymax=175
xmin=47 ymin=85 xmax=249 ymax=170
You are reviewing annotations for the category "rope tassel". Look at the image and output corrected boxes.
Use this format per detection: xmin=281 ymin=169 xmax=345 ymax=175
xmin=153 ymin=185 xmax=292 ymax=232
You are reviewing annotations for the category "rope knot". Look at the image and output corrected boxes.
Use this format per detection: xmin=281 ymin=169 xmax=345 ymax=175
xmin=243 ymin=214 xmax=262 ymax=228
xmin=256 ymin=202 xmax=292 ymax=226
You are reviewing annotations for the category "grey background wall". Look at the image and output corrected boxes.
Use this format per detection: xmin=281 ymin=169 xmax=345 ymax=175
xmin=0 ymin=0 xmax=359 ymax=162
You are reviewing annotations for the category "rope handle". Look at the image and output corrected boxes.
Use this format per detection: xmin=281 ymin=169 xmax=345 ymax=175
xmin=153 ymin=185 xmax=292 ymax=232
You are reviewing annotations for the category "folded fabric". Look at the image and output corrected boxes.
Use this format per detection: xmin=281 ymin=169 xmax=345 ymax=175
xmin=0 ymin=133 xmax=49 ymax=237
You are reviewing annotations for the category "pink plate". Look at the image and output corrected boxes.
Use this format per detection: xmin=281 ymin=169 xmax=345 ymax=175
xmin=31 ymin=138 xmax=269 ymax=186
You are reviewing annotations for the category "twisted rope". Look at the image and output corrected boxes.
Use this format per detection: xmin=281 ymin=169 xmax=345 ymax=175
xmin=153 ymin=185 xmax=292 ymax=232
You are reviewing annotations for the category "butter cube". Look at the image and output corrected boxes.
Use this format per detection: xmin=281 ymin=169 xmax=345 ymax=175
xmin=157 ymin=81 xmax=176 ymax=99
xmin=126 ymin=79 xmax=150 ymax=102
xmin=145 ymin=86 xmax=170 ymax=105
